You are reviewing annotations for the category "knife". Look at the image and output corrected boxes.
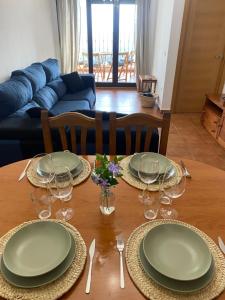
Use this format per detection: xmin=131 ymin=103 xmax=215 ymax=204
xmin=180 ymin=160 xmax=192 ymax=178
xmin=85 ymin=239 xmax=95 ymax=294
xmin=218 ymin=236 xmax=225 ymax=254
xmin=18 ymin=159 xmax=32 ymax=181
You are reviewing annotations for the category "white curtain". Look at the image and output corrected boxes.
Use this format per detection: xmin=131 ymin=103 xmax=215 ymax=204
xmin=135 ymin=0 xmax=154 ymax=78
xmin=56 ymin=0 xmax=81 ymax=74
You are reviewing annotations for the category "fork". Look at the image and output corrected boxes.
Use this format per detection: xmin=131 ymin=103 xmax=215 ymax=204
xmin=116 ymin=237 xmax=125 ymax=288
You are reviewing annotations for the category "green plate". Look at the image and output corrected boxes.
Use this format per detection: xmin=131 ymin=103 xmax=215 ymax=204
xmin=70 ymin=160 xmax=83 ymax=178
xmin=1 ymin=233 xmax=75 ymax=288
xmin=129 ymin=152 xmax=172 ymax=176
xmin=37 ymin=151 xmax=82 ymax=176
xmin=3 ymin=221 xmax=72 ymax=277
xmin=128 ymin=163 xmax=176 ymax=181
xmin=143 ymin=224 xmax=212 ymax=281
xmin=139 ymin=239 xmax=214 ymax=293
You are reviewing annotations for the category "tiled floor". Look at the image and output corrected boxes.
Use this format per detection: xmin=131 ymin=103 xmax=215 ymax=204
xmin=95 ymin=88 xmax=225 ymax=170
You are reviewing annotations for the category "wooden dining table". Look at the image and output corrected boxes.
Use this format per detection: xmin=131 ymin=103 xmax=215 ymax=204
xmin=0 ymin=156 xmax=225 ymax=300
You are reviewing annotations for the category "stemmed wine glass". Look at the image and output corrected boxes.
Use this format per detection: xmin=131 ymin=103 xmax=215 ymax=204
xmin=28 ymin=153 xmax=55 ymax=185
xmin=138 ymin=154 xmax=159 ymax=202
xmin=49 ymin=165 xmax=74 ymax=221
xmin=160 ymin=164 xmax=186 ymax=219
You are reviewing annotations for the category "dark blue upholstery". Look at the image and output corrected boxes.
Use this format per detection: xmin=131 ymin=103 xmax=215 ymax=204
xmin=61 ymin=72 xmax=85 ymax=93
xmin=0 ymin=76 xmax=33 ymax=121
xmin=80 ymin=74 xmax=96 ymax=95
xmin=47 ymin=78 xmax=67 ymax=98
xmin=33 ymin=86 xmax=58 ymax=110
xmin=9 ymin=101 xmax=40 ymax=118
xmin=11 ymin=64 xmax=46 ymax=93
xmin=61 ymin=88 xmax=95 ymax=109
xmin=41 ymin=58 xmax=60 ymax=82
xmin=50 ymin=100 xmax=90 ymax=115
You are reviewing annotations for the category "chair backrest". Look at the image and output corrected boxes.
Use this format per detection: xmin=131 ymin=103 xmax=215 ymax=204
xmin=41 ymin=110 xmax=103 ymax=154
xmin=109 ymin=112 xmax=171 ymax=155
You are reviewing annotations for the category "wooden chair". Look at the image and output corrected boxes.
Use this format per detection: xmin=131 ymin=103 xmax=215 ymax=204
xmin=41 ymin=110 xmax=103 ymax=154
xmin=109 ymin=112 xmax=171 ymax=155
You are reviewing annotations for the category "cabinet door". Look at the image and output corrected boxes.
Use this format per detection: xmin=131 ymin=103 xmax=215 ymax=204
xmin=173 ymin=0 xmax=225 ymax=112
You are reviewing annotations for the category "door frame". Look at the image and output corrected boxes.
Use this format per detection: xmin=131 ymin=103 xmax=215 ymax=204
xmin=86 ymin=0 xmax=136 ymax=87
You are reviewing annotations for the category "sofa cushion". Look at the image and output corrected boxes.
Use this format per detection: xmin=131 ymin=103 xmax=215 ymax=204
xmin=9 ymin=101 xmax=40 ymax=118
xmin=47 ymin=78 xmax=67 ymax=98
xmin=26 ymin=107 xmax=54 ymax=118
xmin=61 ymin=72 xmax=85 ymax=93
xmin=50 ymin=100 xmax=90 ymax=115
xmin=0 ymin=76 xmax=33 ymax=121
xmin=61 ymin=88 xmax=95 ymax=109
xmin=41 ymin=58 xmax=60 ymax=82
xmin=11 ymin=64 xmax=46 ymax=93
xmin=33 ymin=86 xmax=58 ymax=110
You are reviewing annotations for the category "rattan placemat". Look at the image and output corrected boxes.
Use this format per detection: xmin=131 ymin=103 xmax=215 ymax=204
xmin=27 ymin=157 xmax=91 ymax=188
xmin=0 ymin=219 xmax=87 ymax=300
xmin=125 ymin=219 xmax=225 ymax=300
xmin=120 ymin=156 xmax=182 ymax=191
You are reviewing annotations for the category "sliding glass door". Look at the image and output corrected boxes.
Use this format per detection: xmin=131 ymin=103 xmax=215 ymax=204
xmin=78 ymin=0 xmax=136 ymax=86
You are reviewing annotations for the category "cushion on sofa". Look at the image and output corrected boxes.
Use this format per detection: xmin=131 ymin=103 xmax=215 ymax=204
xmin=9 ymin=101 xmax=40 ymax=118
xmin=33 ymin=86 xmax=58 ymax=110
xmin=80 ymin=74 xmax=96 ymax=95
xmin=26 ymin=107 xmax=54 ymax=118
xmin=41 ymin=58 xmax=60 ymax=82
xmin=61 ymin=88 xmax=95 ymax=109
xmin=47 ymin=78 xmax=67 ymax=98
xmin=0 ymin=76 xmax=33 ymax=120
xmin=50 ymin=100 xmax=90 ymax=115
xmin=61 ymin=72 xmax=85 ymax=93
xmin=11 ymin=64 xmax=46 ymax=93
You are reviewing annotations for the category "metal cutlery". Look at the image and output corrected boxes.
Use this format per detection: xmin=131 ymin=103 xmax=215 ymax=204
xmin=218 ymin=236 xmax=225 ymax=254
xmin=18 ymin=159 xmax=32 ymax=181
xmin=85 ymin=238 xmax=95 ymax=294
xmin=180 ymin=160 xmax=192 ymax=178
xmin=116 ymin=236 xmax=125 ymax=289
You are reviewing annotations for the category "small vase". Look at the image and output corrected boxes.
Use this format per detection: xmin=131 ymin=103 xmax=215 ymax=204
xmin=99 ymin=186 xmax=115 ymax=215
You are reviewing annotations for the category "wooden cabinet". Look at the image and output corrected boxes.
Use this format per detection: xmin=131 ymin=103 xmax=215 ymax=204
xmin=201 ymin=94 xmax=225 ymax=147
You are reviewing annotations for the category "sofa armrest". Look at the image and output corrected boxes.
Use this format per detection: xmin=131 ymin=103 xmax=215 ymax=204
xmin=80 ymin=74 xmax=96 ymax=95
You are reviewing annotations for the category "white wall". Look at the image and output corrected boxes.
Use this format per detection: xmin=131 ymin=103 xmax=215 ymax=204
xmin=0 ymin=0 xmax=60 ymax=82
xmin=151 ymin=0 xmax=185 ymax=110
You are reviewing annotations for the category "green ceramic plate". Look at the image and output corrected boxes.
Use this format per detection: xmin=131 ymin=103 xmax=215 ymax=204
xmin=143 ymin=224 xmax=212 ymax=281
xmin=139 ymin=239 xmax=214 ymax=293
xmin=37 ymin=151 xmax=82 ymax=176
xmin=1 ymin=233 xmax=76 ymax=288
xmin=3 ymin=221 xmax=72 ymax=277
xmin=129 ymin=152 xmax=172 ymax=176
xmin=128 ymin=163 xmax=176 ymax=181
xmin=70 ymin=160 xmax=83 ymax=178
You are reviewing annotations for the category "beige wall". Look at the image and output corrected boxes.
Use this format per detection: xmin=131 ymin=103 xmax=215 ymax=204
xmin=151 ymin=0 xmax=185 ymax=110
xmin=0 ymin=0 xmax=60 ymax=82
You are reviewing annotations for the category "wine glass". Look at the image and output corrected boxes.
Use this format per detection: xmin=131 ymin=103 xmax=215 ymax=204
xmin=28 ymin=153 xmax=54 ymax=185
xmin=160 ymin=165 xmax=186 ymax=219
xmin=138 ymin=154 xmax=159 ymax=202
xmin=49 ymin=165 xmax=74 ymax=221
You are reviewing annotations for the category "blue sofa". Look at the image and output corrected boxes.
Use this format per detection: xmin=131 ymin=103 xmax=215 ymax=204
xmin=0 ymin=58 xmax=96 ymax=166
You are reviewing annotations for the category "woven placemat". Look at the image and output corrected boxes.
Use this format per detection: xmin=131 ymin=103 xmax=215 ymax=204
xmin=0 ymin=219 xmax=87 ymax=300
xmin=120 ymin=156 xmax=182 ymax=191
xmin=125 ymin=219 xmax=225 ymax=300
xmin=27 ymin=157 xmax=91 ymax=188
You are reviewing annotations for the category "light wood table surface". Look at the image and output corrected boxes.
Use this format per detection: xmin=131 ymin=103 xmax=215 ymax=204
xmin=0 ymin=157 xmax=224 ymax=299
